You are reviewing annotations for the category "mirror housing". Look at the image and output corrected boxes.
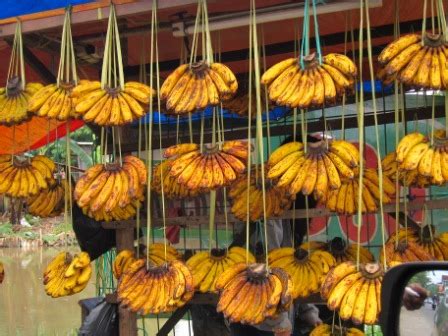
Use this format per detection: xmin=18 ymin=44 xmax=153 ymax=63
xmin=380 ymin=261 xmax=448 ymax=336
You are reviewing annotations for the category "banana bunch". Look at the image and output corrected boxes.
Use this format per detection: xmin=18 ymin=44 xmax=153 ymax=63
xmin=43 ymin=251 xmax=92 ymax=298
xmin=0 ymin=80 xmax=43 ymax=125
xmin=310 ymin=324 xmax=365 ymax=336
xmin=113 ymin=250 xmax=136 ymax=280
xmin=301 ymin=237 xmax=374 ymax=264
xmin=28 ymin=81 xmax=80 ymax=120
xmin=325 ymin=168 xmax=396 ymax=214
xmin=222 ymin=85 xmax=270 ymax=118
xmin=216 ymin=263 xmax=293 ymax=324
xmin=74 ymin=155 xmax=147 ymax=221
xmin=160 ymin=61 xmax=238 ymax=115
xmin=261 ymin=53 xmax=357 ymax=109
xmin=0 ymin=155 xmax=55 ymax=198
xmin=117 ymin=259 xmax=194 ymax=315
xmin=396 ymin=131 xmax=448 ymax=186
xmin=186 ymin=247 xmax=255 ymax=293
xmin=165 ymin=141 xmax=250 ymax=191
xmin=228 ymin=170 xmax=294 ymax=222
xmin=70 ymin=80 xmax=154 ymax=125
xmin=382 ymin=151 xmax=431 ymax=188
xmin=27 ymin=178 xmax=67 ymax=217
xmin=267 ymin=140 xmax=359 ymax=199
xmin=378 ymin=33 xmax=448 ymax=89
xmin=322 ymin=262 xmax=383 ymax=325
xmin=0 ymin=261 xmax=4 ymax=284
xmin=151 ymin=159 xmax=200 ymax=199
xmin=268 ymin=247 xmax=336 ymax=299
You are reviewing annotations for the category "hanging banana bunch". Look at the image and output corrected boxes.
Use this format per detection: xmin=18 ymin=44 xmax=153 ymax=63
xmin=301 ymin=237 xmax=374 ymax=264
xmin=267 ymin=139 xmax=359 ymax=199
xmin=74 ymin=155 xmax=147 ymax=221
xmin=43 ymin=251 xmax=92 ymax=298
xmin=163 ymin=141 xmax=251 ymax=193
xmin=228 ymin=168 xmax=294 ymax=222
xmin=310 ymin=324 xmax=365 ymax=336
xmin=0 ymin=154 xmax=55 ymax=198
xmin=325 ymin=167 xmax=396 ymax=214
xmin=0 ymin=22 xmax=43 ymax=125
xmin=222 ymin=82 xmax=271 ymax=118
xmin=321 ymin=262 xmax=383 ymax=325
xmin=72 ymin=6 xmax=154 ymax=125
xmin=27 ymin=177 xmax=68 ymax=217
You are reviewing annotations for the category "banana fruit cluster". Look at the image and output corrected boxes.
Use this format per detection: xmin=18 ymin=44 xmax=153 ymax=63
xmin=186 ymin=247 xmax=255 ymax=293
xmin=164 ymin=141 xmax=250 ymax=191
xmin=268 ymin=247 xmax=336 ymax=299
xmin=0 ymin=80 xmax=43 ymax=125
xmin=27 ymin=178 xmax=67 ymax=217
xmin=151 ymin=159 xmax=200 ymax=199
xmin=322 ymin=262 xmax=383 ymax=325
xmin=160 ymin=62 xmax=238 ymax=115
xmin=74 ymin=155 xmax=147 ymax=221
xmin=117 ymin=259 xmax=194 ymax=315
xmin=261 ymin=53 xmax=356 ymax=109
xmin=229 ymin=170 xmax=293 ymax=222
xmin=0 ymin=261 xmax=4 ymax=284
xmin=114 ymin=250 xmax=136 ymax=279
xmin=44 ymin=251 xmax=92 ymax=298
xmin=310 ymin=324 xmax=364 ymax=336
xmin=70 ymin=80 xmax=154 ymax=125
xmin=222 ymin=85 xmax=270 ymax=118
xmin=28 ymin=82 xmax=79 ymax=120
xmin=301 ymin=237 xmax=374 ymax=265
xmin=0 ymin=155 xmax=55 ymax=198
xmin=325 ymin=168 xmax=395 ymax=214
xmin=378 ymin=33 xmax=448 ymax=89
xmin=216 ymin=263 xmax=293 ymax=324
xmin=396 ymin=131 xmax=448 ymax=186
xmin=267 ymin=140 xmax=359 ymax=199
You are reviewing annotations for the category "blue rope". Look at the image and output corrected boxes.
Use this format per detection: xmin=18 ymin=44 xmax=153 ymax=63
xmin=312 ymin=0 xmax=323 ymax=64
xmin=300 ymin=0 xmax=323 ymax=67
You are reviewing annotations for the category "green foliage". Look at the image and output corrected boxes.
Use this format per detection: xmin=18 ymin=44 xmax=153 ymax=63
xmin=364 ymin=325 xmax=383 ymax=336
xmin=24 ymin=214 xmax=41 ymax=226
xmin=0 ymin=222 xmax=14 ymax=236
xmin=52 ymin=220 xmax=73 ymax=235
xmin=410 ymin=271 xmax=433 ymax=289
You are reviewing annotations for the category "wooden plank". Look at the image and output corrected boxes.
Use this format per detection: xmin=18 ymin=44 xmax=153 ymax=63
xmin=156 ymin=305 xmax=190 ymax=336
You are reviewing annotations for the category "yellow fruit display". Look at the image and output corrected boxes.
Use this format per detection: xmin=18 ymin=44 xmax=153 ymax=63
xmin=301 ymin=237 xmax=374 ymax=264
xmin=310 ymin=323 xmax=365 ymax=336
xmin=378 ymin=33 xmax=448 ymax=90
xmin=216 ymin=263 xmax=293 ymax=325
xmin=261 ymin=53 xmax=357 ymax=109
xmin=186 ymin=247 xmax=255 ymax=293
xmin=268 ymin=247 xmax=336 ymax=299
xmin=27 ymin=178 xmax=68 ymax=217
xmin=74 ymin=155 xmax=147 ymax=221
xmin=381 ymin=151 xmax=430 ymax=188
xmin=43 ymin=251 xmax=92 ymax=297
xmin=160 ymin=62 xmax=238 ymax=115
xmin=164 ymin=141 xmax=251 ymax=192
xmin=0 ymin=80 xmax=43 ymax=125
xmin=267 ymin=139 xmax=359 ymax=199
xmin=0 ymin=155 xmax=55 ymax=198
xmin=222 ymin=85 xmax=271 ymax=118
xmin=117 ymin=259 xmax=194 ymax=315
xmin=321 ymin=261 xmax=383 ymax=325
xmin=71 ymin=80 xmax=154 ymax=126
xmin=228 ymin=169 xmax=294 ymax=222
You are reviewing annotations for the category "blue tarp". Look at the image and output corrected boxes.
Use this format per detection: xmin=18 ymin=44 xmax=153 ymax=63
xmin=0 ymin=1 xmax=93 ymax=20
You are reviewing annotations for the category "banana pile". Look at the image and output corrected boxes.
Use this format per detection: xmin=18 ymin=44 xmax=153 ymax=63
xmin=28 ymin=82 xmax=79 ymax=120
xmin=117 ymin=259 xmax=194 ymax=315
xmin=43 ymin=251 xmax=92 ymax=298
xmin=396 ymin=131 xmax=448 ymax=186
xmin=69 ymin=80 xmax=154 ymax=125
xmin=378 ymin=33 xmax=448 ymax=90
xmin=222 ymin=85 xmax=270 ymax=118
xmin=382 ymin=151 xmax=431 ymax=188
xmin=160 ymin=62 xmax=238 ymax=115
xmin=187 ymin=247 xmax=255 ymax=293
xmin=0 ymin=261 xmax=4 ymax=284
xmin=268 ymin=247 xmax=336 ymax=299
xmin=325 ymin=168 xmax=396 ymax=214
xmin=164 ymin=141 xmax=250 ymax=191
xmin=74 ymin=155 xmax=147 ymax=221
xmin=322 ymin=262 xmax=383 ymax=325
xmin=0 ymin=155 xmax=55 ymax=198
xmin=0 ymin=80 xmax=43 ymax=125
xmin=301 ymin=237 xmax=374 ymax=264
xmin=114 ymin=250 xmax=136 ymax=279
xmin=151 ymin=159 xmax=200 ymax=199
xmin=267 ymin=140 xmax=359 ymax=199
xmin=27 ymin=178 xmax=67 ymax=217
xmin=216 ymin=263 xmax=293 ymax=324
xmin=228 ymin=171 xmax=293 ymax=222
xmin=261 ymin=53 xmax=356 ymax=109
xmin=310 ymin=324 xmax=365 ymax=336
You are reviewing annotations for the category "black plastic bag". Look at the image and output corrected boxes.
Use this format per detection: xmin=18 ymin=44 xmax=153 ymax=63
xmin=78 ymin=297 xmax=118 ymax=336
